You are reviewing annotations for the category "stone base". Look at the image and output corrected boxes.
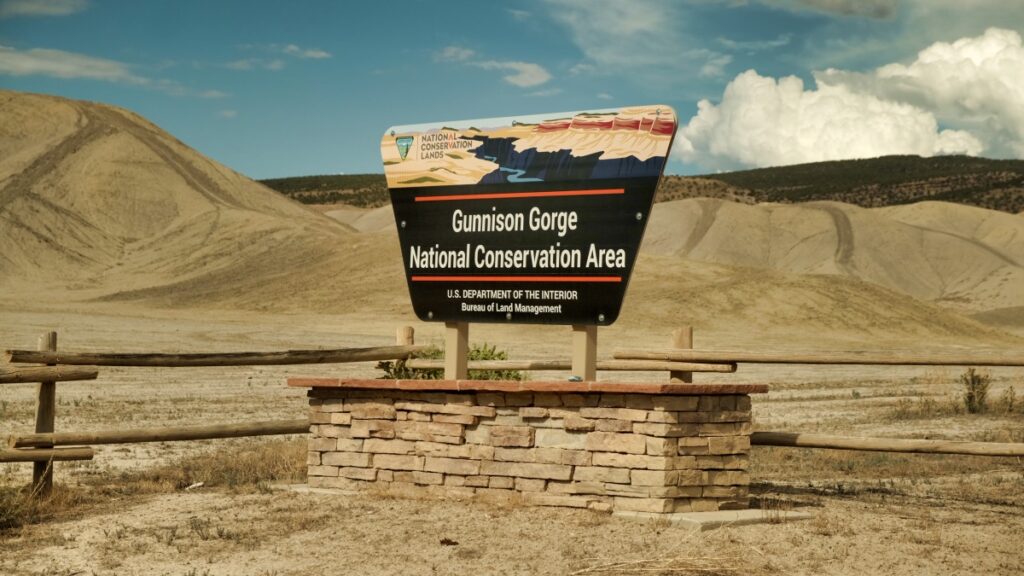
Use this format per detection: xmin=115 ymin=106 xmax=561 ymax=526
xmin=290 ymin=379 xmax=768 ymax=515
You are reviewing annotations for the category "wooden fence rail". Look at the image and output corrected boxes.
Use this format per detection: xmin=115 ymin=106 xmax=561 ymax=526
xmin=615 ymin=348 xmax=1024 ymax=367
xmin=10 ymin=419 xmax=310 ymax=448
xmin=404 ymin=358 xmax=737 ymax=373
xmin=0 ymin=366 xmax=99 ymax=385
xmin=0 ymin=447 xmax=94 ymax=463
xmin=5 ymin=344 xmax=426 ymax=367
xmin=752 ymin=431 xmax=1024 ymax=457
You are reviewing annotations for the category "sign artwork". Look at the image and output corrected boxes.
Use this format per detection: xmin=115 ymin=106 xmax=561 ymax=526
xmin=381 ymin=106 xmax=677 ymax=326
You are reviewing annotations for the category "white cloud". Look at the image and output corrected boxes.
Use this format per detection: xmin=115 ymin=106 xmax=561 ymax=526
xmin=819 ymin=27 xmax=1024 ymax=157
xmin=226 ymin=57 xmax=285 ymax=71
xmin=718 ymin=33 xmax=792 ymax=52
xmin=0 ymin=0 xmax=87 ymax=18
xmin=435 ymin=45 xmax=475 ymax=62
xmin=219 ymin=110 xmax=238 ymax=119
xmin=528 ymin=87 xmax=562 ymax=97
xmin=282 ymin=44 xmax=331 ymax=59
xmin=676 ymin=69 xmax=982 ymax=171
xmin=506 ymin=8 xmax=530 ymax=20
xmin=544 ymin=0 xmax=731 ymax=84
xmin=0 ymin=44 xmax=144 ymax=83
xmin=596 ymin=92 xmax=613 ymax=100
xmin=473 ymin=60 xmax=552 ymax=87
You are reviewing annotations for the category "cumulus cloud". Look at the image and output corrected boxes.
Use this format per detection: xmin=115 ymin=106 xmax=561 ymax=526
xmin=0 ymin=0 xmax=86 ymax=18
xmin=718 ymin=33 xmax=792 ymax=52
xmin=676 ymin=70 xmax=982 ymax=171
xmin=819 ymin=27 xmax=1024 ymax=157
xmin=282 ymin=44 xmax=331 ymax=59
xmin=473 ymin=60 xmax=552 ymax=87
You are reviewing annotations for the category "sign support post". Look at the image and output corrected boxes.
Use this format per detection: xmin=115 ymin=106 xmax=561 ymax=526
xmin=669 ymin=326 xmax=694 ymax=383
xmin=571 ymin=324 xmax=597 ymax=381
xmin=444 ymin=321 xmax=469 ymax=380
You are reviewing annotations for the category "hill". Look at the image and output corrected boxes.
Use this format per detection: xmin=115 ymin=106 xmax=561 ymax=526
xmin=0 ymin=89 xmax=1018 ymax=348
xmin=659 ymin=155 xmax=1024 ymax=213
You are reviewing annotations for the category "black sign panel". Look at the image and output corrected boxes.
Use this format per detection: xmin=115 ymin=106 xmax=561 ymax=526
xmin=381 ymin=106 xmax=677 ymax=325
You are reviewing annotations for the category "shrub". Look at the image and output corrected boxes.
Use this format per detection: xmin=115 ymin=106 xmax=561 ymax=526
xmin=960 ymin=368 xmax=991 ymax=414
xmin=377 ymin=342 xmax=523 ymax=381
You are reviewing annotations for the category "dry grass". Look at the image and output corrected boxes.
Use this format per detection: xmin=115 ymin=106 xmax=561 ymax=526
xmin=0 ymin=437 xmax=306 ymax=533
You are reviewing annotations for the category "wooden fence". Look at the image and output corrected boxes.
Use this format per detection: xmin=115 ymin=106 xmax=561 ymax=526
xmin=3 ymin=325 xmax=1022 ymax=498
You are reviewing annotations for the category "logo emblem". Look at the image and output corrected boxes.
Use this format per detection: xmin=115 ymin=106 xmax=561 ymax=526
xmin=396 ymin=136 xmax=414 ymax=160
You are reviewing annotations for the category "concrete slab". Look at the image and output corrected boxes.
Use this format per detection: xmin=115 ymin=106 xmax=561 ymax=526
xmin=613 ymin=509 xmax=814 ymax=530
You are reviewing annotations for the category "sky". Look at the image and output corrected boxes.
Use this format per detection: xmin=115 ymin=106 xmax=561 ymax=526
xmin=1 ymin=0 xmax=1023 ymax=179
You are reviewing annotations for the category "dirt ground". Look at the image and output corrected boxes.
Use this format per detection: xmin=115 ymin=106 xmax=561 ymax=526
xmin=1 ymin=304 xmax=1022 ymax=575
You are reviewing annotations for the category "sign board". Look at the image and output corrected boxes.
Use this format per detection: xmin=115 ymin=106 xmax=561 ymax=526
xmin=381 ymin=105 xmax=677 ymax=326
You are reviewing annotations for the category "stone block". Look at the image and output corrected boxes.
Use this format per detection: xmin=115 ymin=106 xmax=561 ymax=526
xmin=624 ymin=395 xmax=654 ymax=410
xmin=650 ymin=396 xmax=699 ymax=411
xmin=309 ymin=411 xmax=332 ymax=424
xmin=594 ymin=419 xmax=633 ymax=433
xmin=315 ymin=424 xmax=352 ymax=439
xmin=339 ymin=467 xmax=377 ymax=481
xmin=322 ymin=451 xmax=372 ymax=468
xmin=488 ymin=476 xmax=514 ymax=489
xmin=676 ymin=470 xmax=704 ymax=486
xmin=329 ymin=413 xmax=353 ymax=425
xmin=532 ymin=393 xmax=562 ymax=407
xmin=535 ymin=447 xmax=590 ymax=466
xmin=479 ymin=461 xmax=572 ymax=480
xmin=423 ymin=457 xmax=480 ymax=476
xmin=320 ymin=398 xmax=347 ymax=412
xmin=373 ymin=454 xmax=425 ymax=471
xmin=476 ymin=393 xmax=505 ymax=407
xmin=393 ymin=401 xmax=496 ymax=417
xmin=307 ymin=465 xmax=339 ymax=477
xmin=645 ymin=411 xmax=683 ymax=424
xmin=736 ymin=396 xmax=752 ymax=411
xmin=698 ymin=396 xmax=719 ymax=412
xmin=411 ymin=471 xmax=444 ymax=485
xmin=363 ymin=439 xmax=415 ymax=454
xmin=591 ymin=453 xmax=675 ymax=470
xmin=347 ymin=402 xmax=396 ymax=420
xmin=444 ymin=475 xmax=466 ymax=487
xmin=433 ymin=413 xmax=477 ymax=425
xmin=489 ymin=426 xmax=534 ymax=447
xmin=707 ymin=436 xmax=751 ymax=455
xmin=309 ymin=437 xmax=336 ymax=452
xmin=695 ymin=455 xmax=748 ymax=470
xmin=516 ymin=478 xmax=547 ymax=492
xmin=336 ymin=438 xmax=364 ymax=452
xmin=645 ymin=437 xmax=678 ymax=456
xmin=493 ymin=448 xmax=537 ymax=462
xmin=307 ymin=451 xmax=320 ymax=466
xmin=519 ymin=407 xmax=548 ymax=419
xmin=535 ymin=428 xmax=587 ymax=450
xmin=563 ymin=415 xmax=596 ymax=432
xmin=573 ymin=466 xmax=631 ymax=484
xmin=698 ymin=422 xmax=751 ymax=436
xmin=407 ymin=412 xmax=431 ymax=422
xmin=677 ymin=437 xmax=710 ymax=455
xmin=633 ymin=422 xmax=699 ymax=437
xmin=463 ymin=425 xmax=489 ymax=445
xmin=415 ymin=441 xmax=493 ymax=460
xmin=351 ymin=420 xmax=395 ymax=439
xmin=579 ymin=407 xmax=649 ymax=422
xmin=630 ymin=469 xmax=678 ymax=487
xmin=585 ymin=432 xmax=647 ymax=454
xmin=505 ymin=394 xmax=533 ymax=407
xmin=598 ymin=394 xmax=625 ymax=407
xmin=465 ymin=476 xmax=490 ymax=487
xmin=559 ymin=394 xmax=592 ymax=407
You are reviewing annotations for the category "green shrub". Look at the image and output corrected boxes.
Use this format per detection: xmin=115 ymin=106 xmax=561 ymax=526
xmin=377 ymin=342 xmax=523 ymax=381
xmin=960 ymin=368 xmax=991 ymax=414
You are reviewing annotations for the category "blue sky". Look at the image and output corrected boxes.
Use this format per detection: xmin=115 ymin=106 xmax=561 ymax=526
xmin=2 ymin=0 xmax=1023 ymax=178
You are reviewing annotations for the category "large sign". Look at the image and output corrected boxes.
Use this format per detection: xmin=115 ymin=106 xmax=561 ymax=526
xmin=381 ymin=106 xmax=677 ymax=326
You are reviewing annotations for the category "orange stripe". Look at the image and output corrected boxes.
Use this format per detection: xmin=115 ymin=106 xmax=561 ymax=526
xmin=415 ymin=188 xmax=624 ymax=202
xmin=411 ymin=275 xmax=621 ymax=283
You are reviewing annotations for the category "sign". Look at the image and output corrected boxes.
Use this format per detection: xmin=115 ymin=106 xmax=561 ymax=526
xmin=381 ymin=106 xmax=677 ymax=326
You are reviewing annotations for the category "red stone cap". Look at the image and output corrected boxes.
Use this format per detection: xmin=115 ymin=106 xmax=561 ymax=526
xmin=287 ymin=378 xmax=767 ymax=395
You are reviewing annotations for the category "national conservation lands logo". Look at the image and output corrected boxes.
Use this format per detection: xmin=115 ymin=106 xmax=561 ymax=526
xmin=380 ymin=106 xmax=678 ymax=326
xmin=395 ymin=136 xmax=414 ymax=160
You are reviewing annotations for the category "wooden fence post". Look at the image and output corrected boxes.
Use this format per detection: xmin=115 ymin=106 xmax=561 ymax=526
xmin=444 ymin=322 xmax=468 ymax=380
xmin=669 ymin=326 xmax=693 ymax=383
xmin=396 ymin=326 xmax=415 ymax=346
xmin=33 ymin=331 xmax=57 ymax=495
xmin=572 ymin=325 xmax=598 ymax=382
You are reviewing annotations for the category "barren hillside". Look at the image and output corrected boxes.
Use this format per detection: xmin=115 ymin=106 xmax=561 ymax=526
xmin=0 ymin=90 xmax=1019 ymax=346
